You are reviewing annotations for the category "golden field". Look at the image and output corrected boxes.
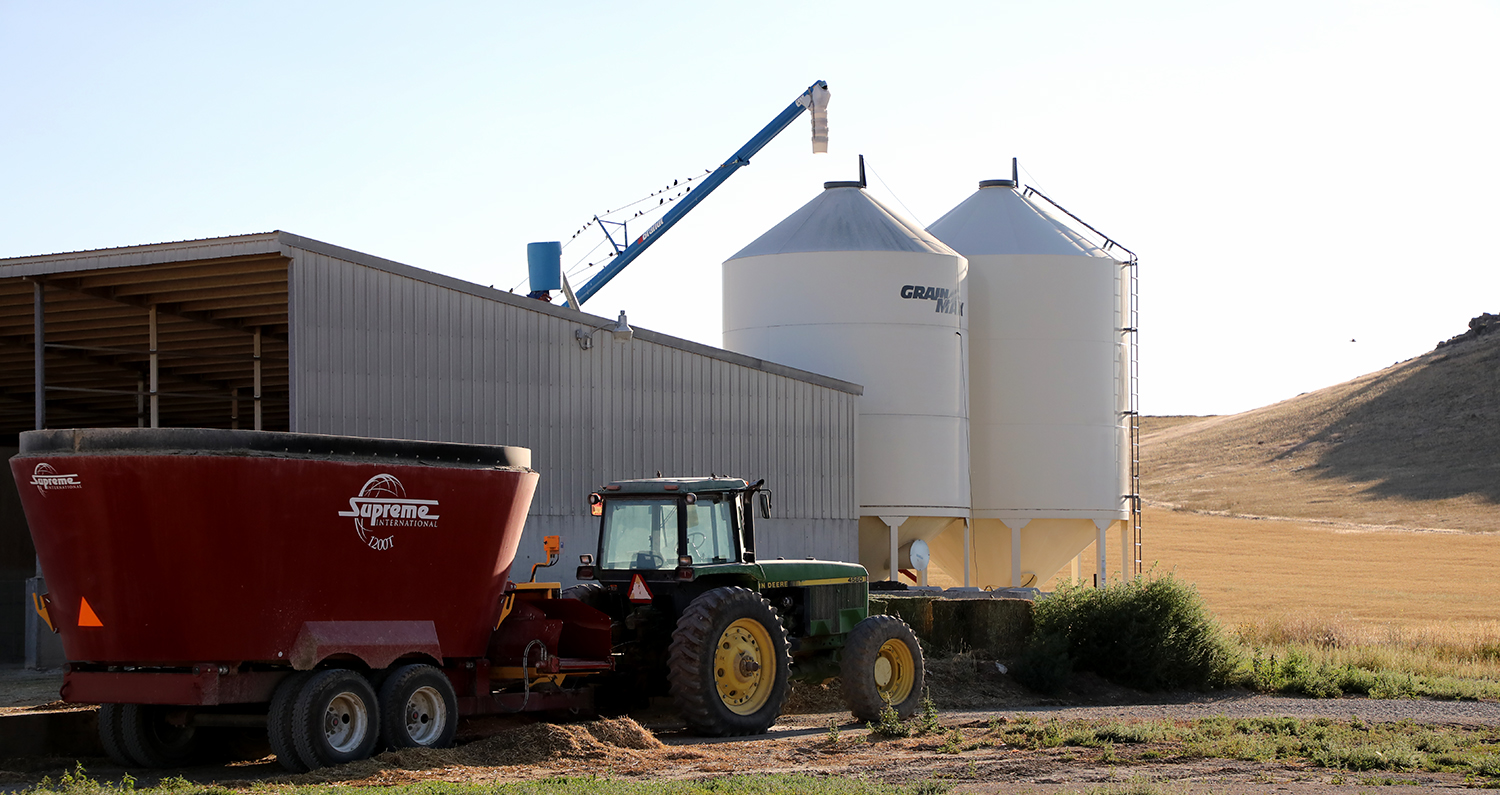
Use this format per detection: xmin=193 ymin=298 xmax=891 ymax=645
xmin=1035 ymin=329 xmax=1500 ymax=672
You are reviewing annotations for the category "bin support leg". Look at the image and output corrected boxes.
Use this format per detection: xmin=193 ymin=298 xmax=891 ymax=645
xmin=1094 ymin=519 xmax=1110 ymax=587
xmin=1120 ymin=520 xmax=1131 ymax=582
xmin=879 ymin=516 xmax=907 ymax=582
xmin=963 ymin=517 xmax=971 ymax=588
xmin=1002 ymin=519 xmax=1029 ymax=588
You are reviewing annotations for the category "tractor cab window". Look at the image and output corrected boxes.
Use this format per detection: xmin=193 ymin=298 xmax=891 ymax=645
xmin=600 ymin=498 xmax=679 ymax=570
xmin=686 ymin=496 xmax=736 ymax=563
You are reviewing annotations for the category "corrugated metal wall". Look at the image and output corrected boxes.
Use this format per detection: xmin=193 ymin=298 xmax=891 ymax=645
xmin=285 ymin=244 xmax=860 ymax=578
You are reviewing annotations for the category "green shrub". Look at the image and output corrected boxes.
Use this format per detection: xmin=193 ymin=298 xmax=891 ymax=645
xmin=1014 ymin=629 xmax=1074 ymax=694
xmin=1019 ymin=574 xmax=1236 ymax=691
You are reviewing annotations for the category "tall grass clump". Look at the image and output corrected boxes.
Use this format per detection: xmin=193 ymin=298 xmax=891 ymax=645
xmin=1016 ymin=574 xmax=1236 ymax=692
xmin=1229 ymin=614 xmax=1500 ymax=699
xmin=1237 ymin=615 xmax=1500 ymax=682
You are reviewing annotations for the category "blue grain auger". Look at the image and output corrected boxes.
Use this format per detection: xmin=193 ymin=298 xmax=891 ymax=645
xmin=527 ymin=80 xmax=830 ymax=308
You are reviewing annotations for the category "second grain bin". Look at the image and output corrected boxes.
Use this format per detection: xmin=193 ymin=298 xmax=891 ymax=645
xmin=926 ymin=179 xmax=1131 ymax=589
xmin=723 ymin=181 xmax=969 ymax=581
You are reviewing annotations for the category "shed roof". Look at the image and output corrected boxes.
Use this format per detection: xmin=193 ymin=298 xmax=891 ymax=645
xmin=0 ymin=231 xmax=859 ymax=441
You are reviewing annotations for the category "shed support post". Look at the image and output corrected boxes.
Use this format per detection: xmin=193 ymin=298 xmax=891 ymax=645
xmin=148 ymin=305 xmax=159 ymax=428
xmin=231 ymin=387 xmax=239 ymax=430
xmin=879 ymin=516 xmax=907 ymax=582
xmin=1071 ymin=553 xmax=1081 ymax=586
xmin=33 ymin=281 xmax=44 ymax=430
xmin=253 ymin=327 xmax=262 ymax=431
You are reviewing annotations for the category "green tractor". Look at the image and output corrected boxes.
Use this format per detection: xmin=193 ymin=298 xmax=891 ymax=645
xmin=564 ymin=476 xmax=924 ymax=735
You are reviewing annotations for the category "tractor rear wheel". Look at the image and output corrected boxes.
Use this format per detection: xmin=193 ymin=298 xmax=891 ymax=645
xmin=667 ymin=586 xmax=790 ymax=736
xmin=560 ymin=582 xmax=607 ymax=608
xmin=840 ymin=614 xmax=925 ymax=721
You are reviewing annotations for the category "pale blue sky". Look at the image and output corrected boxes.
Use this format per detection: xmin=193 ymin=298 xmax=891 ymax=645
xmin=4 ymin=1 xmax=1496 ymax=414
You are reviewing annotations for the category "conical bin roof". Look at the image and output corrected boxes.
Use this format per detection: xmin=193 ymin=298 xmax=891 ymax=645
xmin=729 ymin=185 xmax=957 ymax=259
xmin=927 ymin=183 xmax=1108 ymax=257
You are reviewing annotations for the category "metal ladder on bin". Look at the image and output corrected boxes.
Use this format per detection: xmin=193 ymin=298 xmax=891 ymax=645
xmin=1022 ymin=186 xmax=1143 ymax=577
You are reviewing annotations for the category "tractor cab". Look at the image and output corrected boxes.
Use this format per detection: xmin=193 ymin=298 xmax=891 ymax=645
xmin=580 ymin=477 xmax=770 ymax=589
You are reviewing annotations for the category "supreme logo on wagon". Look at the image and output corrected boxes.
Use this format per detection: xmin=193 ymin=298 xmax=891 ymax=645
xmin=30 ymin=463 xmax=82 ymax=495
xmin=337 ymin=474 xmax=440 ymax=551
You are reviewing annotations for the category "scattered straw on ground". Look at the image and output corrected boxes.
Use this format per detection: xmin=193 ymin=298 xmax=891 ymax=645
xmin=266 ymin=717 xmax=663 ymax=785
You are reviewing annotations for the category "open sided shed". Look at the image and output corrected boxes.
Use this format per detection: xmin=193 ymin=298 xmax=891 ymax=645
xmin=0 ymin=231 xmax=861 ymax=665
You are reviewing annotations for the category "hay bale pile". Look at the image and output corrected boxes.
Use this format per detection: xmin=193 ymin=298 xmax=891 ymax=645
xmin=870 ymin=595 xmax=1034 ymax=658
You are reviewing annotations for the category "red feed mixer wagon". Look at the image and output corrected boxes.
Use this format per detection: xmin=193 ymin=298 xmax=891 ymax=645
xmin=12 ymin=427 xmax=612 ymax=771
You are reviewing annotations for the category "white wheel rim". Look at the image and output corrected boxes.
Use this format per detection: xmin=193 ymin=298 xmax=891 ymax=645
xmin=404 ymin=685 xmax=447 ymax=745
xmin=323 ymin=691 xmax=370 ymax=753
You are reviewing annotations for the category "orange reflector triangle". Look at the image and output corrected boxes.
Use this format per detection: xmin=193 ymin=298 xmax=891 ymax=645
xmin=627 ymin=574 xmax=653 ymax=604
xmin=78 ymin=597 xmax=103 ymax=627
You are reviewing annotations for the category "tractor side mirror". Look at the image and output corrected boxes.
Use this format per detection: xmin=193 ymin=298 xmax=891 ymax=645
xmin=757 ymin=491 xmax=772 ymax=519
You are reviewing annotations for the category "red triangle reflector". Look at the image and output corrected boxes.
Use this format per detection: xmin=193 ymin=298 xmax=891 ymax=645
xmin=78 ymin=597 xmax=103 ymax=627
xmin=627 ymin=574 xmax=653 ymax=604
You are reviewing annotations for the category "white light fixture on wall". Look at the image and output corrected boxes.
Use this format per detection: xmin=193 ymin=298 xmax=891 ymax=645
xmin=575 ymin=310 xmax=633 ymax=350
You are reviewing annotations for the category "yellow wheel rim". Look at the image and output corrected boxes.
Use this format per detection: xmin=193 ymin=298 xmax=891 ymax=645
xmin=713 ymin=618 xmax=774 ymax=715
xmin=874 ymin=638 xmax=915 ymax=706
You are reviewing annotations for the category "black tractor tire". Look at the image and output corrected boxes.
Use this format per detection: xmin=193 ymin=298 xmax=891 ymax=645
xmin=96 ymin=703 xmax=133 ymax=767
xmin=291 ymin=669 xmax=380 ymax=769
xmin=267 ymin=671 xmax=313 ymax=772
xmin=377 ymin=664 xmax=458 ymax=750
xmin=667 ymin=586 xmax=791 ymax=736
xmin=561 ymin=582 xmax=608 ymax=610
xmin=119 ymin=704 xmax=204 ymax=768
xmin=840 ymin=614 xmax=925 ymax=721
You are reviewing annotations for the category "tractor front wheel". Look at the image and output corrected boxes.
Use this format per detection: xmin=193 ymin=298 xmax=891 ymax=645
xmin=667 ymin=586 xmax=791 ymax=736
xmin=840 ymin=614 xmax=925 ymax=721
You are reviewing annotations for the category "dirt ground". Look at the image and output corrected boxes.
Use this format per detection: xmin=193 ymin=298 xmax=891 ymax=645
xmin=0 ymin=667 xmax=67 ymax=715
xmin=4 ymin=680 xmax=1499 ymax=794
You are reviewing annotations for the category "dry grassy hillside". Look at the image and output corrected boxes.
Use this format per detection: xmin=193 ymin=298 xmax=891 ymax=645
xmin=1142 ymin=325 xmax=1500 ymax=532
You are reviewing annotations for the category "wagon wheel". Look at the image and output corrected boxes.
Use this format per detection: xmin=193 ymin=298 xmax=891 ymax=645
xmin=96 ymin=703 xmax=133 ymax=767
xmin=268 ymin=671 xmax=314 ymax=772
xmin=840 ymin=614 xmax=925 ymax=721
xmin=667 ymin=586 xmax=790 ymax=736
xmin=377 ymin=664 xmax=458 ymax=750
xmin=119 ymin=704 xmax=204 ymax=768
xmin=290 ymin=669 xmax=380 ymax=769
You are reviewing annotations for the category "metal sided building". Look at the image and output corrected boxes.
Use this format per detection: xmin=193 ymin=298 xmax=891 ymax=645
xmin=0 ymin=231 xmax=861 ymax=666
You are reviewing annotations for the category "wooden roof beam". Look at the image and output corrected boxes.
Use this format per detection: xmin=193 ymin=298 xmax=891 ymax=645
xmin=34 ymin=276 xmax=288 ymax=343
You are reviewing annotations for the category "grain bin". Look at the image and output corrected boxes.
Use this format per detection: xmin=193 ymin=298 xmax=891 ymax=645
xmin=926 ymin=179 xmax=1130 ymax=588
xmin=723 ymin=182 xmax=969 ymax=581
